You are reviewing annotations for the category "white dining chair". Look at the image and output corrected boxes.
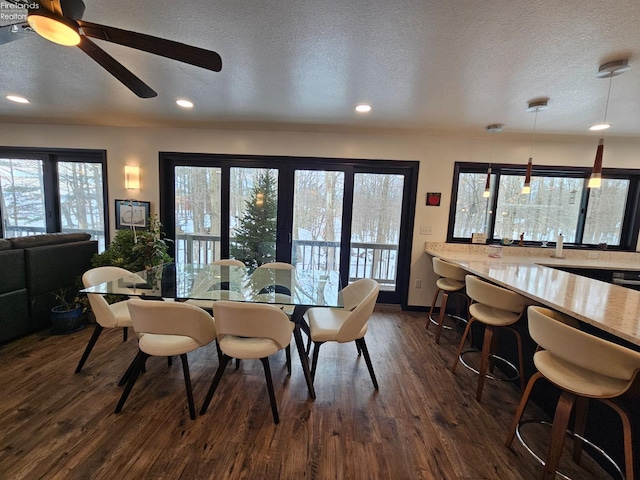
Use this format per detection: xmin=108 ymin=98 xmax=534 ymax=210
xmin=200 ymin=301 xmax=293 ymax=424
xmin=115 ymin=299 xmax=216 ymax=420
xmin=75 ymin=266 xmax=136 ymax=373
xmin=304 ymin=278 xmax=380 ymax=390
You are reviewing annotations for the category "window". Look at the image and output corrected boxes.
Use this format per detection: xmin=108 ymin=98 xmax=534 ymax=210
xmin=0 ymin=149 xmax=108 ymax=251
xmin=160 ymin=153 xmax=419 ymax=305
xmin=448 ymin=162 xmax=640 ymax=250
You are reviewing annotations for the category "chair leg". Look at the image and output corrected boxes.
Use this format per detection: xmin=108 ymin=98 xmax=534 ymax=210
xmin=285 ymin=345 xmax=291 ymax=375
xmin=115 ymin=350 xmax=148 ymax=414
xmin=542 ymin=391 xmax=576 ymax=480
xmin=75 ymin=324 xmax=104 ymax=373
xmin=235 ymin=358 xmax=241 ymax=369
xmin=426 ymin=287 xmax=441 ymax=330
xmin=357 ymin=337 xmax=379 ymax=390
xmin=310 ymin=342 xmax=323 ymax=382
xmin=476 ymin=324 xmax=494 ymax=402
xmin=299 ymin=318 xmax=312 ymax=355
xmin=602 ymin=399 xmax=635 ymax=480
xmin=118 ymin=350 xmax=143 ymax=386
xmin=122 ymin=326 xmax=128 ymax=342
xmin=572 ymin=396 xmax=589 ymax=465
xmin=168 ymin=356 xmax=173 ymax=367
xmin=260 ymin=357 xmax=279 ymax=424
xmin=200 ymin=354 xmax=231 ymax=415
xmin=506 ymin=372 xmax=543 ymax=447
xmin=356 ymin=342 xmax=361 ymax=356
xmin=179 ymin=353 xmax=196 ymax=420
xmin=451 ymin=317 xmax=476 ymax=373
xmin=434 ymin=292 xmax=450 ymax=344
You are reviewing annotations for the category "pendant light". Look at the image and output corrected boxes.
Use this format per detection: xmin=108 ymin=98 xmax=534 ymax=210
xmin=588 ymin=59 xmax=630 ymax=189
xmin=522 ymin=99 xmax=548 ymax=194
xmin=484 ymin=124 xmax=503 ymax=197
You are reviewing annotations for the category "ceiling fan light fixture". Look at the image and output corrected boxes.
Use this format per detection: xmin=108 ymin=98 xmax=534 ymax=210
xmin=589 ymin=123 xmax=611 ymax=131
xmin=27 ymin=10 xmax=80 ymax=46
xmin=355 ymin=104 xmax=372 ymax=113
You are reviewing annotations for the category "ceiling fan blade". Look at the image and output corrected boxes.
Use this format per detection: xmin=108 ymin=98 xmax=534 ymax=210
xmin=77 ymin=36 xmax=157 ymax=98
xmin=77 ymin=20 xmax=222 ymax=72
xmin=0 ymin=23 xmax=31 ymax=46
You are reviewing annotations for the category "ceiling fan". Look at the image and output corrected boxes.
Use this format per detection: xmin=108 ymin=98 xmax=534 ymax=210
xmin=0 ymin=0 xmax=222 ymax=98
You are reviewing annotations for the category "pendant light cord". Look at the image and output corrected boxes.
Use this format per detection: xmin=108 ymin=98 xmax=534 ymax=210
xmin=601 ymin=73 xmax=614 ymax=139
xmin=529 ymin=109 xmax=539 ymax=158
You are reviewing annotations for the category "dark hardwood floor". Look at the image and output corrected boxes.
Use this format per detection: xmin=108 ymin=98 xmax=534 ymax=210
xmin=0 ymin=308 xmax=611 ymax=479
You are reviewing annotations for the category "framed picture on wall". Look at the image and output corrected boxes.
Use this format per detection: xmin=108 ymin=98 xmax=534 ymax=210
xmin=115 ymin=199 xmax=150 ymax=230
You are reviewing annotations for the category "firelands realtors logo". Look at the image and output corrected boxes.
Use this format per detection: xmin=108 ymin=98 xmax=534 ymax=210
xmin=0 ymin=2 xmax=39 ymax=22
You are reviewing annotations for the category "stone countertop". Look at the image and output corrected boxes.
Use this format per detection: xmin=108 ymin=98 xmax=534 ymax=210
xmin=425 ymin=242 xmax=640 ymax=347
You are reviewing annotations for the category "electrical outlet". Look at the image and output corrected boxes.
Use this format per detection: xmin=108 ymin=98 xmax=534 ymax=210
xmin=588 ymin=252 xmax=598 ymax=259
xmin=419 ymin=225 xmax=433 ymax=235
xmin=414 ymin=279 xmax=422 ymax=289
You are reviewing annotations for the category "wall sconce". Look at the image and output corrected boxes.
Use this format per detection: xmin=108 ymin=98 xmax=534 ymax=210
xmin=125 ymin=166 xmax=140 ymax=190
xmin=588 ymin=59 xmax=630 ymax=189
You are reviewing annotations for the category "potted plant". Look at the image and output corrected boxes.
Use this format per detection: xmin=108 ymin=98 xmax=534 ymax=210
xmin=91 ymin=214 xmax=172 ymax=272
xmin=50 ymin=287 xmax=86 ymax=334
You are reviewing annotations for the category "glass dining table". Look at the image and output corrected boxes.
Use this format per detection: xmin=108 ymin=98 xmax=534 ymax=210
xmin=80 ymin=262 xmax=344 ymax=399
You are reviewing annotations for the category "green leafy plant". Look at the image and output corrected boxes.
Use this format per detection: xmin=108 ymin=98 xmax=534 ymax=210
xmin=92 ymin=214 xmax=173 ymax=272
xmin=52 ymin=287 xmax=84 ymax=312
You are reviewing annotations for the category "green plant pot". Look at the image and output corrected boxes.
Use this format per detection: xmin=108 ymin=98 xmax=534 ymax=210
xmin=51 ymin=305 xmax=84 ymax=335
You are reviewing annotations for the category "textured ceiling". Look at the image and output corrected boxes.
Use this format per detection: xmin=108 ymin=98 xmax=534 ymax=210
xmin=1 ymin=0 xmax=640 ymax=136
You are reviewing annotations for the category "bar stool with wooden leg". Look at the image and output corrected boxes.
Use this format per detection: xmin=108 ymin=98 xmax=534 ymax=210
xmin=426 ymin=257 xmax=469 ymax=344
xmin=451 ymin=275 xmax=528 ymax=402
xmin=506 ymin=306 xmax=640 ymax=480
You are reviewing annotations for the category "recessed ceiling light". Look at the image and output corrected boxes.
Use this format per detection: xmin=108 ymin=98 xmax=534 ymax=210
xmin=6 ymin=95 xmax=29 ymax=104
xmin=355 ymin=104 xmax=372 ymax=113
xmin=589 ymin=123 xmax=611 ymax=131
xmin=176 ymin=99 xmax=194 ymax=108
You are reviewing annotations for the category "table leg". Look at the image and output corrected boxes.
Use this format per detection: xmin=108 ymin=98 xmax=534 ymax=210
xmin=293 ymin=324 xmax=315 ymax=399
xmin=291 ymin=305 xmax=315 ymax=400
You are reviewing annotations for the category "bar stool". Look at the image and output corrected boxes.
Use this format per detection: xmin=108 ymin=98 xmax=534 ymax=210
xmin=426 ymin=257 xmax=469 ymax=344
xmin=506 ymin=306 xmax=640 ymax=480
xmin=451 ymin=275 xmax=528 ymax=402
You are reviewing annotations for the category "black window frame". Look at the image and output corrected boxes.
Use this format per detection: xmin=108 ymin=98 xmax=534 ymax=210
xmin=0 ymin=146 xmax=109 ymax=244
xmin=447 ymin=162 xmax=640 ymax=251
xmin=159 ymin=152 xmax=419 ymax=307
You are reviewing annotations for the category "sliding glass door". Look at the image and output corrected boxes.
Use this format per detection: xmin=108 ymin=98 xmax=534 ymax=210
xmin=291 ymin=169 xmax=344 ymax=271
xmin=350 ymin=173 xmax=405 ymax=291
xmin=161 ymin=154 xmax=418 ymax=306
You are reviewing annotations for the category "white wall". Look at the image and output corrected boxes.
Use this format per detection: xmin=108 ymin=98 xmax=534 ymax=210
xmin=1 ymin=123 xmax=639 ymax=306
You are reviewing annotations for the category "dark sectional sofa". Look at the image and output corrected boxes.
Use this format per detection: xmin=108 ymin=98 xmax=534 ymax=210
xmin=0 ymin=233 xmax=98 ymax=343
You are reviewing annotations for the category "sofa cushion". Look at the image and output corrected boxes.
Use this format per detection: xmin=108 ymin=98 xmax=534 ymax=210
xmin=9 ymin=233 xmax=91 ymax=249
xmin=0 ymin=250 xmax=26 ymax=294
xmin=0 ymin=239 xmax=12 ymax=251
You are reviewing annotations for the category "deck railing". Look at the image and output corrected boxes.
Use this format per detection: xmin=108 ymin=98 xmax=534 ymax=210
xmin=174 ymin=234 xmax=398 ymax=287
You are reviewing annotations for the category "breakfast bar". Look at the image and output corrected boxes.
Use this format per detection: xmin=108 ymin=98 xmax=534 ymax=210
xmin=425 ymin=242 xmax=640 ymax=348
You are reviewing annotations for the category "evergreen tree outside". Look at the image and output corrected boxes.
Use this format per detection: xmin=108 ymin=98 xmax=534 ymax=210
xmin=229 ymin=171 xmax=277 ymax=270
